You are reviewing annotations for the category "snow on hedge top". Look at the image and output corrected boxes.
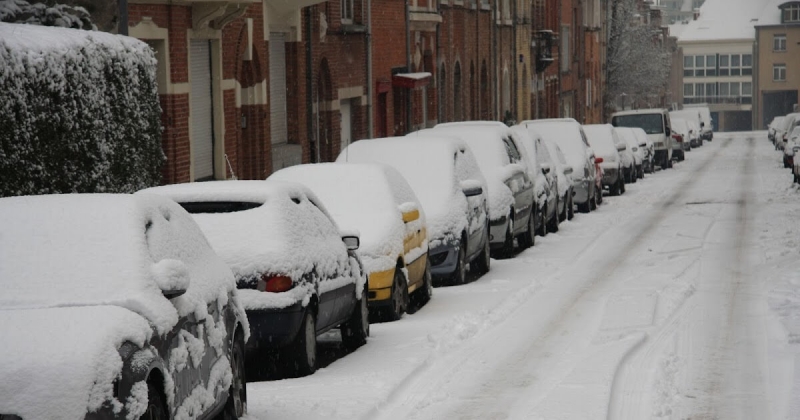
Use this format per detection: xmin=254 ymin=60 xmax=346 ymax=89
xmin=141 ymin=181 xmax=361 ymax=310
xmin=677 ymin=0 xmax=770 ymax=42
xmin=338 ymin=136 xmax=487 ymax=246
xmin=0 ymin=306 xmax=151 ymax=420
xmin=270 ymin=163 xmax=425 ymax=274
xmin=0 ymin=193 xmax=236 ymax=334
xmin=428 ymin=124 xmax=520 ymax=221
xmin=0 ymin=20 xmax=140 ymax=52
xmin=583 ymin=124 xmax=621 ymax=163
xmin=523 ymin=119 xmax=590 ymax=176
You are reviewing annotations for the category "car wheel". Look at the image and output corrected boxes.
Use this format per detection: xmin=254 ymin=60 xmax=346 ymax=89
xmin=451 ymin=241 xmax=467 ymax=285
xmin=661 ymin=157 xmax=669 ymax=170
xmin=342 ymin=284 xmax=369 ymax=349
xmin=141 ymin=381 xmax=168 ymax=420
xmin=414 ymin=260 xmax=434 ymax=303
xmin=537 ymin=207 xmax=547 ymax=237
xmin=595 ymin=188 xmax=603 ymax=206
xmin=610 ymin=181 xmax=620 ymax=196
xmin=386 ymin=269 xmax=408 ymax=321
xmin=567 ymin=194 xmax=575 ymax=220
xmin=288 ymin=310 xmax=317 ymax=376
xmin=519 ymin=210 xmax=535 ymax=249
xmin=668 ymin=158 xmax=674 ymax=169
xmin=501 ymin=213 xmax=516 ymax=255
xmin=577 ymin=199 xmax=590 ymax=213
xmin=220 ymin=331 xmax=247 ymax=419
xmin=471 ymin=227 xmax=492 ymax=273
xmin=619 ymin=178 xmax=626 ymax=194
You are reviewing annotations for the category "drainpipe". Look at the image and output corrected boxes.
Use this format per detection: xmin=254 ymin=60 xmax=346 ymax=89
xmin=406 ymin=0 xmax=413 ymax=133
xmin=366 ymin=0 xmax=374 ymax=137
xmin=306 ymin=6 xmax=316 ymax=163
xmin=118 ymin=0 xmax=128 ymax=35
xmin=491 ymin=4 xmax=497 ymax=119
xmin=557 ymin=0 xmax=562 ymax=117
xmin=512 ymin=0 xmax=518 ymax=122
xmin=476 ymin=2 xmax=480 ymax=120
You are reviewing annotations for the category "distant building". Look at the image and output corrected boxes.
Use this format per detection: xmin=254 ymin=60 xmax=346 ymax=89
xmin=657 ymin=0 xmax=705 ymax=24
xmin=753 ymin=0 xmax=800 ymax=128
xmin=674 ymin=0 xmax=770 ymax=131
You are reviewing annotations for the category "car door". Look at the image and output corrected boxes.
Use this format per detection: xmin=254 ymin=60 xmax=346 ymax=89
xmin=503 ymin=136 xmax=535 ymax=235
xmin=401 ymin=205 xmax=426 ymax=288
xmin=455 ymin=149 xmax=487 ymax=258
xmin=535 ymin=137 xmax=557 ymax=216
xmin=299 ymin=196 xmax=342 ymax=329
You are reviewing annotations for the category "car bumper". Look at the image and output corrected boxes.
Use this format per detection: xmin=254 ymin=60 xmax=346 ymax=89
xmin=488 ymin=215 xmax=510 ymax=248
xmin=429 ymin=241 xmax=459 ymax=278
xmin=245 ymin=303 xmax=305 ymax=351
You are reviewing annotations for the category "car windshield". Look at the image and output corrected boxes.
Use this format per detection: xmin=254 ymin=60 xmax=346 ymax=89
xmin=612 ymin=114 xmax=664 ymax=134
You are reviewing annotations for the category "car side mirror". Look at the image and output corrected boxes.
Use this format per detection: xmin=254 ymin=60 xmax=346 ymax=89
xmin=461 ymin=180 xmax=484 ymax=197
xmin=400 ymin=202 xmax=420 ymax=223
xmin=595 ymin=157 xmax=604 ymax=164
xmin=342 ymin=235 xmax=360 ymax=251
xmin=542 ymin=166 xmax=551 ymax=175
xmin=563 ymin=167 xmax=574 ymax=175
xmin=616 ymin=142 xmax=627 ymax=152
xmin=701 ymin=122 xmax=705 ymax=128
xmin=639 ymin=142 xmax=647 ymax=147
xmin=665 ymin=127 xmax=671 ymax=136
xmin=152 ymin=259 xmax=190 ymax=299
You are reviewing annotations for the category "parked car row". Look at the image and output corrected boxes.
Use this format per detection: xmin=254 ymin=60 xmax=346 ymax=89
xmin=0 ymin=110 xmax=701 ymax=420
xmin=768 ymin=112 xmax=800 ymax=183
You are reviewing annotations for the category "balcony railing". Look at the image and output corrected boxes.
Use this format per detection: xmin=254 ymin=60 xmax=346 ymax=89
xmin=684 ymin=96 xmax=752 ymax=105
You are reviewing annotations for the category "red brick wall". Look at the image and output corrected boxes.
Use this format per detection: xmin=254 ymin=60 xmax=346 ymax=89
xmin=159 ymin=94 xmax=190 ymax=184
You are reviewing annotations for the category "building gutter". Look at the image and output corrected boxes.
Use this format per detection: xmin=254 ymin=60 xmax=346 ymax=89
xmin=366 ymin=0 xmax=374 ymax=137
xmin=305 ymin=6 xmax=316 ymax=162
xmin=406 ymin=0 xmax=413 ymax=132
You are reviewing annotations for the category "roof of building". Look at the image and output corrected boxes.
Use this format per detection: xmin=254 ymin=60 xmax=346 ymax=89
xmin=677 ymin=0 xmax=771 ymax=42
xmin=755 ymin=0 xmax=796 ymax=26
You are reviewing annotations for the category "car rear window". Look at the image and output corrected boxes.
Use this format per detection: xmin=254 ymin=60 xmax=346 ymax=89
xmin=612 ymin=114 xmax=664 ymax=135
xmin=180 ymin=201 xmax=262 ymax=214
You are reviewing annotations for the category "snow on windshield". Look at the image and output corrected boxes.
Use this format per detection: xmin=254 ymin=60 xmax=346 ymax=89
xmin=583 ymin=124 xmax=620 ymax=162
xmin=270 ymin=163 xmax=423 ymax=274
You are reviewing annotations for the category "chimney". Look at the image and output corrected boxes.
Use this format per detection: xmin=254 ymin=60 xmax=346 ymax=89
xmin=693 ymin=8 xmax=700 ymax=20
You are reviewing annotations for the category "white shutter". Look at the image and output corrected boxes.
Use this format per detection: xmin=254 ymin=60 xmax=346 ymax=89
xmin=269 ymin=33 xmax=288 ymax=144
xmin=190 ymin=40 xmax=214 ymax=180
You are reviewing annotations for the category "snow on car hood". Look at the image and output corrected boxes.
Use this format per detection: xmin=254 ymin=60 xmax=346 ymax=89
xmin=0 ymin=305 xmax=152 ymax=420
xmin=271 ymin=163 xmax=424 ymax=274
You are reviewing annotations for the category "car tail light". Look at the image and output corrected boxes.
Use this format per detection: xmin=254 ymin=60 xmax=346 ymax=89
xmin=257 ymin=275 xmax=293 ymax=293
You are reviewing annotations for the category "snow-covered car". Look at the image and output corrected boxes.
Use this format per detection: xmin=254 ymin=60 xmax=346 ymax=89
xmin=686 ymin=120 xmax=702 ymax=148
xmin=512 ymin=124 xmax=560 ymax=233
xmin=584 ymin=124 xmax=626 ymax=196
xmin=615 ymin=126 xmax=645 ymax=179
xmin=683 ymin=105 xmax=713 ymax=141
xmin=776 ymin=113 xmax=800 ymax=151
xmin=670 ymin=109 xmax=703 ymax=147
xmin=630 ymin=127 xmax=655 ymax=173
xmin=0 ymin=194 xmax=248 ymax=420
xmin=523 ymin=118 xmax=599 ymax=213
xmin=428 ymin=122 xmax=537 ymax=254
xmin=338 ymin=136 xmax=490 ymax=285
xmin=671 ymin=118 xmax=691 ymax=160
xmin=787 ymin=127 xmax=800 ymax=176
xmin=540 ymin=136 xmax=576 ymax=221
xmin=769 ymin=116 xmax=786 ymax=145
xmin=141 ymin=181 xmax=369 ymax=376
xmin=611 ymin=126 xmax=636 ymax=183
xmin=270 ymin=163 xmax=431 ymax=321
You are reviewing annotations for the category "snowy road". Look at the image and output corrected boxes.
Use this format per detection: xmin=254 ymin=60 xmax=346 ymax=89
xmin=244 ymin=132 xmax=800 ymax=420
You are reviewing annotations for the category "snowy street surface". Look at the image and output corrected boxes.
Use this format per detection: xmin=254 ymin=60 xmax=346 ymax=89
xmin=245 ymin=132 xmax=800 ymax=419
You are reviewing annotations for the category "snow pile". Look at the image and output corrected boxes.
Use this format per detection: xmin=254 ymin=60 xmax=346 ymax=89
xmin=270 ymin=163 xmax=427 ymax=275
xmin=0 ymin=193 xmax=243 ymax=419
xmin=0 ymin=22 xmax=163 ymax=197
xmin=339 ymin=136 xmax=488 ymax=248
xmin=0 ymin=0 xmax=96 ymax=30
xmin=141 ymin=181 xmax=365 ymax=311
xmin=427 ymin=125 xmax=519 ymax=221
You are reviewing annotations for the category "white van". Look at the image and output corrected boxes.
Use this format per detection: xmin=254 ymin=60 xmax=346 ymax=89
xmin=611 ymin=109 xmax=674 ymax=170
xmin=683 ymin=105 xmax=713 ymax=141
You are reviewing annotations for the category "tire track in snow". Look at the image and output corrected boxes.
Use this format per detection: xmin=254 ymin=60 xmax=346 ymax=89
xmin=375 ymin=140 xmax=736 ymax=420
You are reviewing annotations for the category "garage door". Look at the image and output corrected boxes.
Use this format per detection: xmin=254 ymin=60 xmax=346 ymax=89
xmin=190 ymin=39 xmax=214 ymax=180
xmin=269 ymin=32 xmax=287 ymax=144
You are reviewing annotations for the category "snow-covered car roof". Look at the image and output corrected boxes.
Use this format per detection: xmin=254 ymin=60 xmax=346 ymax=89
xmin=270 ymin=163 xmax=424 ymax=274
xmin=611 ymin=108 xmax=668 ymax=117
xmin=522 ymin=119 xmax=590 ymax=171
xmin=140 ymin=180 xmax=358 ymax=310
xmin=425 ymin=124 xmax=522 ymax=221
xmin=672 ymin=118 xmax=690 ymax=137
xmin=583 ymin=124 xmax=621 ymax=163
xmin=338 ymin=136 xmax=486 ymax=244
xmin=630 ymin=127 xmax=651 ymax=146
xmin=0 ymin=193 xmax=235 ymax=333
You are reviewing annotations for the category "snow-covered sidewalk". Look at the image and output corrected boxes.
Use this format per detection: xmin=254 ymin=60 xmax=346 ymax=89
xmin=244 ymin=132 xmax=800 ymax=420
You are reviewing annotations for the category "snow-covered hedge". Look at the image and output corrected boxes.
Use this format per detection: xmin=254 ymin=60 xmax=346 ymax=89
xmin=0 ymin=22 xmax=164 ymax=197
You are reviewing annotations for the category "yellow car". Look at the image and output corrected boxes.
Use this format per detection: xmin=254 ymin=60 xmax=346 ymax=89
xmin=270 ymin=163 xmax=431 ymax=321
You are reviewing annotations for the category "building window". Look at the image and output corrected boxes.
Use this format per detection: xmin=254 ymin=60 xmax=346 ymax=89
xmin=742 ymin=54 xmax=752 ymax=76
xmin=706 ymin=83 xmax=716 ymax=97
xmin=731 ymin=54 xmax=741 ymax=76
xmin=742 ymin=82 xmax=752 ymax=96
xmin=774 ymin=64 xmax=787 ymax=81
xmin=342 ymin=0 xmax=354 ymax=23
xmin=719 ymin=82 xmax=729 ymax=96
xmin=695 ymin=83 xmax=705 ymax=97
xmin=730 ymin=82 xmax=740 ymax=97
xmin=783 ymin=4 xmax=800 ymax=23
xmin=774 ymin=34 xmax=787 ymax=51
xmin=719 ymin=54 xmax=729 ymax=76
xmin=684 ymin=83 xmax=694 ymax=97
xmin=706 ymin=55 xmax=717 ymax=76
xmin=683 ymin=55 xmax=694 ymax=77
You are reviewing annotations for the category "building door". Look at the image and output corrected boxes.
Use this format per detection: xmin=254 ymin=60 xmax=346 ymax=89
xmin=340 ymin=99 xmax=352 ymax=155
xmin=269 ymin=33 xmax=288 ymax=145
xmin=190 ymin=40 xmax=214 ymax=181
